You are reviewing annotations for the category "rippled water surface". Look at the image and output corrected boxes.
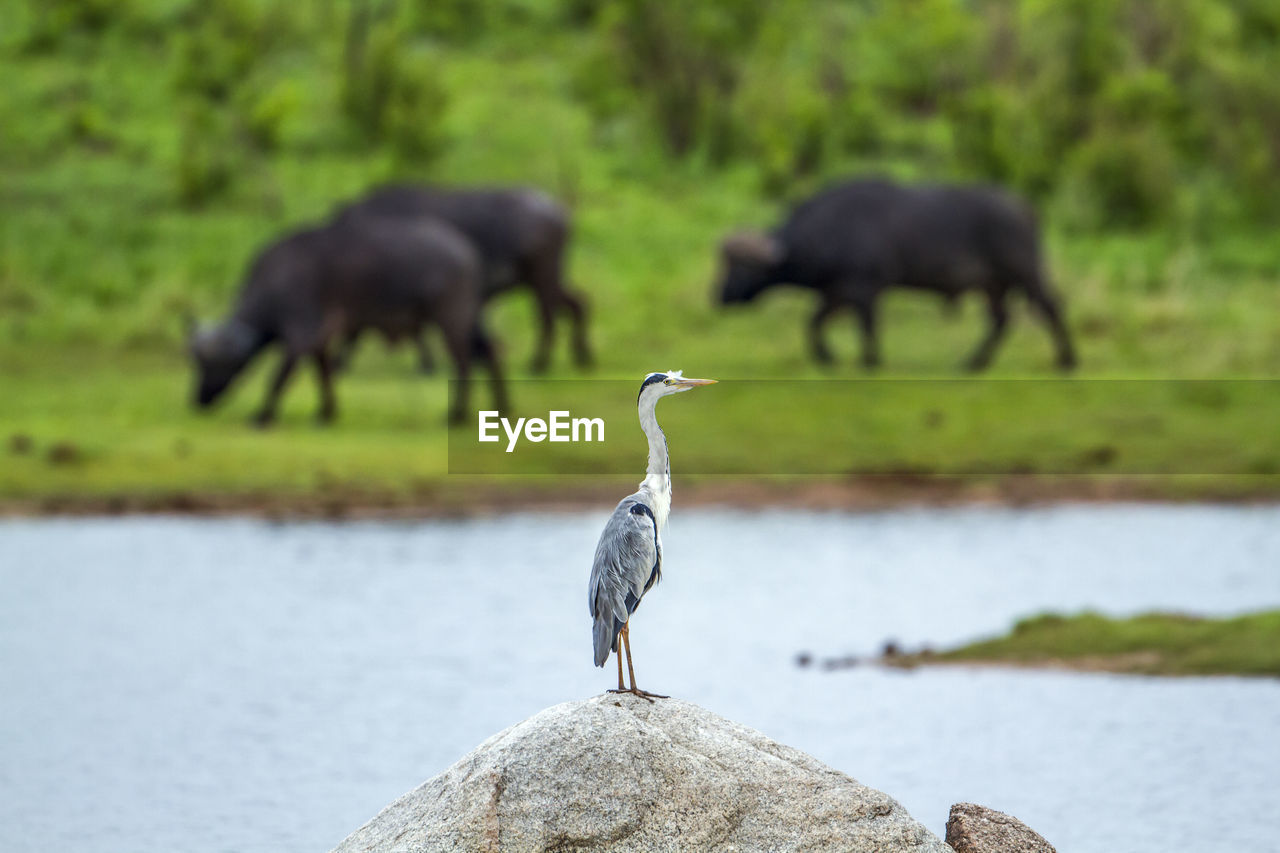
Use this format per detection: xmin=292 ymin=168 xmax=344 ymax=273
xmin=2 ymin=505 xmax=1278 ymax=852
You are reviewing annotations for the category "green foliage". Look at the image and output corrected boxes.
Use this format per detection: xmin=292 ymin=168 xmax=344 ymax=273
xmin=20 ymin=0 xmax=127 ymax=53
xmin=569 ymin=0 xmax=1280 ymax=229
xmin=407 ymin=0 xmax=553 ymax=42
xmin=240 ymin=80 xmax=301 ymax=153
xmin=974 ymin=0 xmax=1280 ymax=227
xmin=63 ymin=94 xmax=115 ymax=150
xmin=731 ymin=0 xmax=846 ymax=196
xmin=175 ymin=100 xmax=237 ymax=207
xmin=582 ymin=0 xmax=767 ymax=161
xmin=855 ymin=0 xmax=981 ymax=115
xmin=171 ymin=0 xmax=260 ymax=102
xmin=340 ymin=3 xmax=449 ymax=163
xmin=1060 ymin=127 xmax=1179 ymax=230
xmin=168 ymin=0 xmax=299 ymax=204
xmin=17 ymin=0 xmax=1274 ymax=230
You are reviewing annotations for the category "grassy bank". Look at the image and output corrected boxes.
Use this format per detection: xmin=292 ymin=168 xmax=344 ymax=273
xmin=890 ymin=610 xmax=1280 ymax=677
xmin=5 ymin=337 xmax=1280 ymax=511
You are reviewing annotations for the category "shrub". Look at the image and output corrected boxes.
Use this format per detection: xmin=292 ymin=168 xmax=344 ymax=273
xmin=737 ymin=69 xmax=832 ymax=197
xmin=175 ymin=100 xmax=236 ymax=207
xmin=340 ymin=4 xmax=450 ymax=164
xmin=241 ymin=80 xmax=301 ymax=153
xmin=384 ymin=53 xmax=449 ymax=163
xmin=21 ymin=0 xmax=126 ymax=52
xmin=585 ymin=0 xmax=766 ymax=160
xmin=1060 ymin=127 xmax=1178 ymax=230
xmin=171 ymin=0 xmax=265 ymax=103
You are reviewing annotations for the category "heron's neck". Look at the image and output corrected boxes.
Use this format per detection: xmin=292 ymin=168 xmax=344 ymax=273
xmin=638 ymin=398 xmax=671 ymax=528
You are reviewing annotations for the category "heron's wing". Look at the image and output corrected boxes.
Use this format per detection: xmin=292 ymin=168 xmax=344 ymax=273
xmin=587 ymin=497 xmax=661 ymax=666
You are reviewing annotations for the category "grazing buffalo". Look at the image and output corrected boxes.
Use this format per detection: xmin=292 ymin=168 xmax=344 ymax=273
xmin=338 ymin=185 xmax=591 ymax=373
xmin=189 ymin=216 xmax=507 ymax=426
xmin=715 ymin=178 xmax=1077 ymax=371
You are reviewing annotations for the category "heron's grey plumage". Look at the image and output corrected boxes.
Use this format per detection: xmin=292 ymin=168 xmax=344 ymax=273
xmin=588 ymin=370 xmax=712 ymax=674
xmin=588 ymin=496 xmax=661 ymax=667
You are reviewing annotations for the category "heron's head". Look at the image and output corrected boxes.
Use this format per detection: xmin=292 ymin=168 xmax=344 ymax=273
xmin=715 ymin=231 xmax=783 ymax=305
xmin=637 ymin=370 xmax=717 ymax=406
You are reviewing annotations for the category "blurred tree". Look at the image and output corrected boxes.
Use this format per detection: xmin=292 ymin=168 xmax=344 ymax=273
xmin=21 ymin=0 xmax=123 ymax=53
xmin=582 ymin=0 xmax=768 ymax=161
xmin=169 ymin=0 xmax=300 ymax=206
xmin=341 ymin=0 xmax=449 ymax=163
xmin=10 ymin=0 xmax=1279 ymax=232
xmin=175 ymin=100 xmax=236 ymax=207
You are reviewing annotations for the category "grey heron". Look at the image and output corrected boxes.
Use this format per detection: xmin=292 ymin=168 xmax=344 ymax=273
xmin=588 ymin=370 xmax=716 ymax=699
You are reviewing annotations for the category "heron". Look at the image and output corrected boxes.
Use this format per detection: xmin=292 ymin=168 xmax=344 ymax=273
xmin=588 ymin=370 xmax=716 ymax=700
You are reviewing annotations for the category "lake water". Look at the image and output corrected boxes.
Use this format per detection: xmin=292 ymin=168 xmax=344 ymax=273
xmin=1 ymin=505 xmax=1278 ymax=852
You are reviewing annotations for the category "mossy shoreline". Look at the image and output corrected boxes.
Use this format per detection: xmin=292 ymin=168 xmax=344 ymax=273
xmin=883 ymin=610 xmax=1280 ymax=678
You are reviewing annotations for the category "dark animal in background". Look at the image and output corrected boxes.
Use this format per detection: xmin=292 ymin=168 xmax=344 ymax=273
xmin=337 ymin=185 xmax=591 ymax=374
xmin=715 ymin=178 xmax=1077 ymax=371
xmin=189 ymin=216 xmax=507 ymax=426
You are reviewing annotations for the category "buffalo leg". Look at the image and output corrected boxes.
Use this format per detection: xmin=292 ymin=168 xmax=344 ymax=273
xmin=439 ymin=323 xmax=472 ymax=426
xmin=413 ymin=332 xmax=436 ymax=375
xmin=562 ymin=288 xmax=593 ymax=369
xmin=528 ymin=252 xmax=581 ymax=374
xmin=1026 ymin=287 xmax=1077 ymax=371
xmin=253 ymin=351 xmax=299 ymax=427
xmin=941 ymin=291 xmax=962 ymax=318
xmin=851 ymin=297 xmax=881 ymax=369
xmin=331 ymin=331 xmax=359 ymax=373
xmin=313 ymin=350 xmax=337 ymax=423
xmin=965 ymin=291 xmax=1009 ymax=372
xmin=529 ymin=294 xmax=557 ymax=375
xmin=808 ymin=299 xmax=839 ymax=365
xmin=472 ymin=325 xmax=509 ymax=414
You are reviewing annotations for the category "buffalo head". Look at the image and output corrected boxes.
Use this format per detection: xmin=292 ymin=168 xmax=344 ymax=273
xmin=715 ymin=232 xmax=783 ymax=305
xmin=189 ymin=320 xmax=262 ymax=409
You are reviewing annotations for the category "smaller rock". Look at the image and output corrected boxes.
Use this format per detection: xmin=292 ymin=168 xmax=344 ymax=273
xmin=945 ymin=803 xmax=1055 ymax=853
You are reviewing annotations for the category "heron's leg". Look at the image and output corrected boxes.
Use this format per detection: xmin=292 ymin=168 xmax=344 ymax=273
xmin=607 ymin=624 xmax=641 ymax=699
xmin=620 ymin=623 xmax=668 ymax=701
xmin=616 ymin=636 xmax=625 ymax=691
xmin=622 ymin=623 xmax=638 ymax=690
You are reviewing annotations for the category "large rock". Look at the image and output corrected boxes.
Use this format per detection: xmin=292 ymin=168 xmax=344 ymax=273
xmin=945 ymin=803 xmax=1056 ymax=853
xmin=330 ymin=695 xmax=951 ymax=853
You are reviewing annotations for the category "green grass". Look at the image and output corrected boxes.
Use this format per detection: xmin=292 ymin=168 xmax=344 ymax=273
xmin=923 ymin=610 xmax=1280 ymax=677
xmin=2 ymin=15 xmax=1280 ymax=509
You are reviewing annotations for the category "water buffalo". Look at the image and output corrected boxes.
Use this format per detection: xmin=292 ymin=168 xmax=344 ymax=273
xmin=189 ymin=216 xmax=507 ymax=427
xmin=715 ymin=179 xmax=1077 ymax=371
xmin=337 ymin=185 xmax=591 ymax=373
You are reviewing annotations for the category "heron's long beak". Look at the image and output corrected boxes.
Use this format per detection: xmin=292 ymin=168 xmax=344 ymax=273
xmin=672 ymin=377 xmax=717 ymax=389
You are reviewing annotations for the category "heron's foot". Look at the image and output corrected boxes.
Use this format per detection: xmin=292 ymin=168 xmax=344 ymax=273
xmin=607 ymin=687 xmax=668 ymax=702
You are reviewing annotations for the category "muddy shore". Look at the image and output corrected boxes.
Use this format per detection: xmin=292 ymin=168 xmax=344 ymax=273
xmin=4 ymin=475 xmax=1278 ymax=518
